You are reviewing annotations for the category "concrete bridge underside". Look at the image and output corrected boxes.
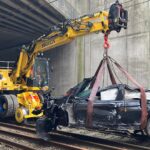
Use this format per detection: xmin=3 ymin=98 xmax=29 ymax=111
xmin=0 ymin=0 xmax=65 ymax=51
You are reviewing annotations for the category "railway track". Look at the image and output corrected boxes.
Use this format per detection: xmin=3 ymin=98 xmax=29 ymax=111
xmin=0 ymin=136 xmax=36 ymax=150
xmin=0 ymin=122 xmax=86 ymax=150
xmin=12 ymin=121 xmax=147 ymax=140
xmin=0 ymin=122 xmax=150 ymax=150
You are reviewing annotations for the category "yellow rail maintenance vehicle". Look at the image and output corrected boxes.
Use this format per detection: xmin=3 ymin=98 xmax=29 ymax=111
xmin=0 ymin=0 xmax=127 ymax=123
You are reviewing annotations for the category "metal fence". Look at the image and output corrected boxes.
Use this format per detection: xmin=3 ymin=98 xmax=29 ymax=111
xmin=0 ymin=61 xmax=15 ymax=69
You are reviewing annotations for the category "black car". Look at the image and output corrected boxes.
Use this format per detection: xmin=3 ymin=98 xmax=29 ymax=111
xmin=36 ymin=78 xmax=150 ymax=138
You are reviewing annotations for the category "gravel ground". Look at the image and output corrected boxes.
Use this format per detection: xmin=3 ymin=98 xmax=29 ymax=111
xmin=0 ymin=143 xmax=15 ymax=150
xmin=1 ymin=124 xmax=150 ymax=149
xmin=59 ymin=127 xmax=150 ymax=147
xmin=0 ymin=126 xmax=64 ymax=150
xmin=0 ymin=133 xmax=62 ymax=150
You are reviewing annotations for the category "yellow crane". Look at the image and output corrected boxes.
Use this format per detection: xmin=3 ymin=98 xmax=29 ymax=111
xmin=0 ymin=1 xmax=127 ymax=123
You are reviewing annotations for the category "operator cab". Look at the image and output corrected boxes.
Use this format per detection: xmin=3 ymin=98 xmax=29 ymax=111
xmin=29 ymin=57 xmax=50 ymax=88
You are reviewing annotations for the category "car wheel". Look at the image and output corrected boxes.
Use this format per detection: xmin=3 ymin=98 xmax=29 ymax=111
xmin=145 ymin=118 xmax=150 ymax=136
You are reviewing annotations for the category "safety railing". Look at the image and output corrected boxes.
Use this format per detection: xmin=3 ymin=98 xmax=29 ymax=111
xmin=0 ymin=61 xmax=15 ymax=69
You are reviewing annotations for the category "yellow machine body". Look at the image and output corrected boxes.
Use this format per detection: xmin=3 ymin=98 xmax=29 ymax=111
xmin=0 ymin=69 xmax=14 ymax=90
xmin=0 ymin=68 xmax=43 ymax=123
xmin=15 ymin=92 xmax=43 ymax=123
xmin=0 ymin=68 xmax=40 ymax=91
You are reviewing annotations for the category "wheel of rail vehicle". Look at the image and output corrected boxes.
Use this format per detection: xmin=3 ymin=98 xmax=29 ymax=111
xmin=0 ymin=94 xmax=18 ymax=118
xmin=145 ymin=118 xmax=150 ymax=137
xmin=10 ymin=94 xmax=19 ymax=114
xmin=15 ymin=107 xmax=28 ymax=123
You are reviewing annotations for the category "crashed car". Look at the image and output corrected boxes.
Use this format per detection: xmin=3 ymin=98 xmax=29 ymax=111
xmin=36 ymin=78 xmax=150 ymax=138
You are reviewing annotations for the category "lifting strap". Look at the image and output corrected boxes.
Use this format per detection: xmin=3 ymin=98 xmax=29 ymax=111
xmin=107 ymin=58 xmax=117 ymax=85
xmin=87 ymin=59 xmax=106 ymax=126
xmin=113 ymin=59 xmax=148 ymax=129
xmin=86 ymin=35 xmax=148 ymax=130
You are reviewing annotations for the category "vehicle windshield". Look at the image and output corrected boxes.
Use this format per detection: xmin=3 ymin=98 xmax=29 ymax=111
xmin=31 ymin=57 xmax=50 ymax=88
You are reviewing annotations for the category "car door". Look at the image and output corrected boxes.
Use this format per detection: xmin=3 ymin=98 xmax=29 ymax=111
xmin=73 ymin=98 xmax=118 ymax=128
xmin=116 ymin=98 xmax=141 ymax=126
xmin=92 ymin=99 xmax=117 ymax=128
xmin=73 ymin=98 xmax=88 ymax=126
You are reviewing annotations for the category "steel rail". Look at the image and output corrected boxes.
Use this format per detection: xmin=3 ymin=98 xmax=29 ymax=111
xmin=0 ymin=123 xmax=123 ymax=150
xmin=66 ymin=126 xmax=150 ymax=140
xmin=0 ymin=137 xmax=36 ymax=150
xmin=0 ymin=122 xmax=35 ymax=133
xmin=0 ymin=123 xmax=121 ymax=150
xmin=56 ymin=130 xmax=150 ymax=150
xmin=0 ymin=125 xmax=87 ymax=150
xmin=1 ymin=122 xmax=150 ymax=150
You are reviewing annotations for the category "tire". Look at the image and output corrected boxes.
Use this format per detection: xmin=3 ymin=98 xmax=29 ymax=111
xmin=15 ymin=107 xmax=28 ymax=123
xmin=0 ymin=95 xmax=14 ymax=118
xmin=145 ymin=118 xmax=150 ymax=136
xmin=0 ymin=94 xmax=19 ymax=118
xmin=10 ymin=94 xmax=19 ymax=113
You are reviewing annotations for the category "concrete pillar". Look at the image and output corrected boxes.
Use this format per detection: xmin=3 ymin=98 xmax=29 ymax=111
xmin=82 ymin=0 xmax=150 ymax=88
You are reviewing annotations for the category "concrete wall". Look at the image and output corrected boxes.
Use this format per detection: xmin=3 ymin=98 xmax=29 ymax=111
xmin=84 ymin=0 xmax=150 ymax=88
xmin=45 ymin=42 xmax=77 ymax=95
xmin=47 ymin=0 xmax=150 ymax=95
xmin=44 ymin=0 xmax=89 ymax=95
xmin=49 ymin=0 xmax=79 ymax=18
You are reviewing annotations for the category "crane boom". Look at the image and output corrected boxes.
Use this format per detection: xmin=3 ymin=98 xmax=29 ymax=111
xmin=34 ymin=11 xmax=109 ymax=53
xmin=12 ymin=1 xmax=128 ymax=87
